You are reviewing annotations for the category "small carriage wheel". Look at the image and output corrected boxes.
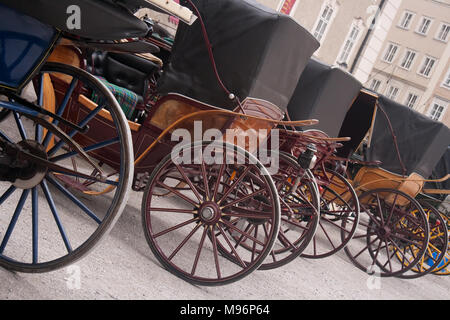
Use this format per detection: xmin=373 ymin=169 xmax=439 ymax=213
xmin=394 ymin=201 xmax=448 ymax=279
xmin=141 ymin=141 xmax=280 ymax=286
xmin=301 ymin=168 xmax=360 ymax=259
xmin=344 ymin=188 xmax=430 ymax=277
xmin=0 ymin=62 xmax=133 ymax=272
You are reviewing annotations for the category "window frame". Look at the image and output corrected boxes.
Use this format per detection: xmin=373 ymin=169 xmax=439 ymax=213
xmin=312 ymin=1 xmax=338 ymax=44
xmin=405 ymin=92 xmax=420 ymax=109
xmin=418 ymin=55 xmax=437 ymax=78
xmin=442 ymin=68 xmax=450 ymax=89
xmin=428 ymin=98 xmax=448 ymax=122
xmin=416 ymin=16 xmax=433 ymax=36
xmin=385 ymin=83 xmax=401 ymax=101
xmin=370 ymin=79 xmax=382 ymax=92
xmin=382 ymin=42 xmax=400 ymax=64
xmin=398 ymin=10 xmax=415 ymax=30
xmin=399 ymin=49 xmax=417 ymax=70
xmin=435 ymin=22 xmax=450 ymax=42
xmin=336 ymin=20 xmax=363 ymax=65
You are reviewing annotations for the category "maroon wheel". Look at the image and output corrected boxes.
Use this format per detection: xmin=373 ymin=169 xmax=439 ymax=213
xmin=216 ymin=152 xmax=320 ymax=270
xmin=344 ymin=188 xmax=430 ymax=277
xmin=301 ymin=168 xmax=360 ymax=259
xmin=141 ymin=141 xmax=280 ymax=286
xmin=258 ymin=152 xmax=320 ymax=270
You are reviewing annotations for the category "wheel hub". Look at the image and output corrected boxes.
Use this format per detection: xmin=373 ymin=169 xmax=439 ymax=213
xmin=378 ymin=226 xmax=391 ymax=238
xmin=199 ymin=203 xmax=221 ymax=224
xmin=13 ymin=140 xmax=48 ymax=189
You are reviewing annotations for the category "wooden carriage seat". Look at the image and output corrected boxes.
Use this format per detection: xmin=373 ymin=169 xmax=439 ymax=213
xmin=352 ymin=166 xmax=424 ymax=206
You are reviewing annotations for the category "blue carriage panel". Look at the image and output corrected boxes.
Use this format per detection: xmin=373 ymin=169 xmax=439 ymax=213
xmin=0 ymin=3 xmax=57 ymax=92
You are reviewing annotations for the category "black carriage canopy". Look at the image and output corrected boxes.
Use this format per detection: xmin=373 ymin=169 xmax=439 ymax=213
xmin=286 ymin=58 xmax=363 ymax=137
xmin=424 ymin=146 xmax=450 ymax=194
xmin=366 ymin=96 xmax=450 ymax=178
xmin=157 ymin=0 xmax=320 ymax=111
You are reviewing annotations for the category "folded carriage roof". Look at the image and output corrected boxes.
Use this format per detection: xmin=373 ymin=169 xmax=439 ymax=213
xmin=286 ymin=58 xmax=363 ymax=137
xmin=366 ymin=96 xmax=450 ymax=178
xmin=157 ymin=0 xmax=320 ymax=111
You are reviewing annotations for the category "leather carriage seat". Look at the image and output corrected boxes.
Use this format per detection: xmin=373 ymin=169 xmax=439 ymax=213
xmin=87 ymin=51 xmax=160 ymax=104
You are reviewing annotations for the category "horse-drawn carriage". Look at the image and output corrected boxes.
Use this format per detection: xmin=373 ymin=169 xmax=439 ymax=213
xmin=0 ymin=0 xmax=448 ymax=288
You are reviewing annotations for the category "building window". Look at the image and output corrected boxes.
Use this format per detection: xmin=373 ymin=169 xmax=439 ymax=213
xmin=416 ymin=16 xmax=433 ymax=35
xmin=435 ymin=22 xmax=450 ymax=42
xmin=405 ymin=93 xmax=419 ymax=109
xmin=399 ymin=49 xmax=417 ymax=70
xmin=279 ymin=0 xmax=298 ymax=16
xmin=418 ymin=56 xmax=437 ymax=77
xmin=399 ymin=11 xmax=415 ymax=29
xmin=382 ymin=43 xmax=399 ymax=63
xmin=337 ymin=23 xmax=361 ymax=64
xmin=443 ymin=69 xmax=450 ymax=88
xmin=386 ymin=85 xmax=400 ymax=100
xmin=428 ymin=99 xmax=447 ymax=121
xmin=370 ymin=79 xmax=382 ymax=92
xmin=313 ymin=4 xmax=335 ymax=42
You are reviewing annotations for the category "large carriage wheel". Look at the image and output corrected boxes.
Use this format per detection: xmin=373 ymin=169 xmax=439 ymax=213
xmin=395 ymin=201 xmax=448 ymax=279
xmin=141 ymin=141 xmax=280 ymax=286
xmin=344 ymin=188 xmax=430 ymax=277
xmin=301 ymin=168 xmax=360 ymax=259
xmin=0 ymin=62 xmax=133 ymax=272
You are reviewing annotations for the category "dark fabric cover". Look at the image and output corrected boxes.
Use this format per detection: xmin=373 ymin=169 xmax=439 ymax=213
xmin=157 ymin=0 xmax=319 ymax=110
xmin=336 ymin=90 xmax=377 ymax=158
xmin=366 ymin=96 xmax=450 ymax=178
xmin=287 ymin=58 xmax=363 ymax=137
xmin=0 ymin=0 xmax=149 ymax=40
xmin=425 ymin=147 xmax=450 ymax=193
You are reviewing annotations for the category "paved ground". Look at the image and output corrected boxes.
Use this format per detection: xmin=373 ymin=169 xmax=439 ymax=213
xmin=0 ymin=187 xmax=449 ymax=301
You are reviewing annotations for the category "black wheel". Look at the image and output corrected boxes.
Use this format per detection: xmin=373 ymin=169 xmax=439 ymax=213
xmin=141 ymin=141 xmax=281 ymax=286
xmin=0 ymin=62 xmax=133 ymax=272
xmin=344 ymin=188 xmax=430 ymax=277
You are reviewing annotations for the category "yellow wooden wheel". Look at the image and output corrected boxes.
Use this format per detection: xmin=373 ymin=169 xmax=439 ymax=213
xmin=433 ymin=213 xmax=450 ymax=276
xmin=393 ymin=203 xmax=447 ymax=279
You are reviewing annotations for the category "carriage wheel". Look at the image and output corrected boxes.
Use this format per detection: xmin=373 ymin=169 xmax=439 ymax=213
xmin=141 ymin=141 xmax=280 ymax=285
xmin=433 ymin=212 xmax=450 ymax=276
xmin=344 ymin=188 xmax=430 ymax=277
xmin=301 ymin=168 xmax=360 ymax=259
xmin=395 ymin=202 xmax=448 ymax=279
xmin=0 ymin=62 xmax=133 ymax=272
